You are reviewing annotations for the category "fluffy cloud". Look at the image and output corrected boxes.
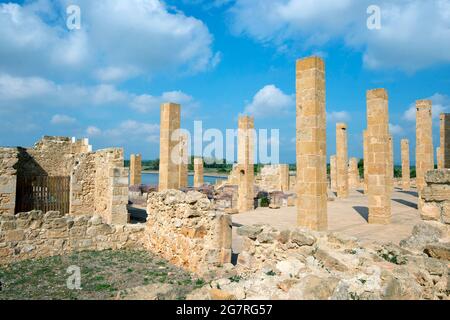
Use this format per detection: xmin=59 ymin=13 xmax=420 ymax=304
xmin=403 ymin=93 xmax=450 ymax=122
xmin=0 ymin=0 xmax=218 ymax=81
xmin=51 ymin=114 xmax=76 ymax=125
xmin=389 ymin=123 xmax=404 ymax=136
xmin=228 ymin=0 xmax=450 ymax=72
xmin=244 ymin=85 xmax=294 ymax=118
xmin=86 ymin=120 xmax=160 ymax=145
xmin=327 ymin=111 xmax=350 ymax=123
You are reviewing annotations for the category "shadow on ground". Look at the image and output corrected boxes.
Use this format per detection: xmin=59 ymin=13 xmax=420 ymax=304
xmin=352 ymin=206 xmax=369 ymax=222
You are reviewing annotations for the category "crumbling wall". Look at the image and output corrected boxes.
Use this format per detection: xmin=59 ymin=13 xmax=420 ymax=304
xmin=0 ymin=210 xmax=145 ymax=265
xmin=0 ymin=148 xmax=18 ymax=215
xmin=145 ymin=190 xmax=232 ymax=274
xmin=70 ymin=153 xmax=96 ymax=215
xmin=421 ymin=169 xmax=450 ymax=224
xmin=256 ymin=165 xmax=290 ymax=192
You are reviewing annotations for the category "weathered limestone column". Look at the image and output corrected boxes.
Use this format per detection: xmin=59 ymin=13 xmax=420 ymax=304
xmin=330 ymin=155 xmax=337 ymax=191
xmin=158 ymin=102 xmax=181 ymax=191
xmin=416 ymin=100 xmax=434 ymax=200
xmin=440 ymin=113 xmax=450 ymax=168
xmin=237 ymin=116 xmax=255 ymax=212
xmin=348 ymin=157 xmax=359 ymax=190
xmin=437 ymin=147 xmax=443 ymax=170
xmin=279 ymin=164 xmax=289 ymax=192
xmin=363 ymin=130 xmax=368 ymax=194
xmin=178 ymin=133 xmax=188 ymax=188
xmin=194 ymin=157 xmax=204 ymax=188
xmin=336 ymin=123 xmax=349 ymax=198
xmin=401 ymin=139 xmax=410 ymax=191
xmin=388 ymin=135 xmax=393 ymax=192
xmin=366 ymin=89 xmax=391 ymax=224
xmin=129 ymin=154 xmax=142 ymax=186
xmin=296 ymin=56 xmax=327 ymax=231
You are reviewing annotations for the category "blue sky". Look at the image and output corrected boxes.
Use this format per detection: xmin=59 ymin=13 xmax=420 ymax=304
xmin=1 ymin=0 xmax=449 ymax=164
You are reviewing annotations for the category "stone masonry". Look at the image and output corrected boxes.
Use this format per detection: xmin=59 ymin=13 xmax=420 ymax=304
xmin=420 ymin=169 xmax=450 ymax=225
xmin=0 ymin=148 xmax=18 ymax=215
xmin=401 ymin=139 xmax=411 ymax=191
xmin=366 ymin=89 xmax=391 ymax=224
xmin=388 ymin=135 xmax=393 ymax=193
xmin=416 ymin=100 xmax=434 ymax=209
xmin=336 ymin=123 xmax=349 ymax=198
xmin=237 ymin=116 xmax=255 ymax=213
xmin=256 ymin=164 xmax=290 ymax=192
xmin=146 ymin=190 xmax=232 ymax=274
xmin=159 ymin=102 xmax=181 ymax=191
xmin=179 ymin=133 xmax=189 ymax=188
xmin=348 ymin=157 xmax=359 ymax=190
xmin=440 ymin=113 xmax=450 ymax=169
xmin=129 ymin=154 xmax=142 ymax=186
xmin=0 ymin=210 xmax=145 ymax=265
xmin=194 ymin=157 xmax=204 ymax=188
xmin=363 ymin=129 xmax=368 ymax=194
xmin=296 ymin=56 xmax=327 ymax=231
xmin=330 ymin=155 xmax=337 ymax=191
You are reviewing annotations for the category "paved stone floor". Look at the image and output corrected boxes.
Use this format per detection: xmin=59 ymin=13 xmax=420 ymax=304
xmin=232 ymin=187 xmax=421 ymax=253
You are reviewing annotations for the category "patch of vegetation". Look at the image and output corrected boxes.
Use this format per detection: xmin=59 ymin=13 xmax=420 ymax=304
xmin=229 ymin=275 xmax=242 ymax=283
xmin=265 ymin=270 xmax=276 ymax=276
xmin=260 ymin=197 xmax=270 ymax=207
xmin=0 ymin=249 xmax=204 ymax=300
xmin=377 ymin=250 xmax=407 ymax=265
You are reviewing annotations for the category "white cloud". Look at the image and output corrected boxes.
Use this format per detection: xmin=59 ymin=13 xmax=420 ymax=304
xmin=51 ymin=114 xmax=76 ymax=125
xmin=403 ymin=93 xmax=450 ymax=122
xmin=327 ymin=111 xmax=350 ymax=123
xmin=0 ymin=0 xmax=218 ymax=82
xmin=389 ymin=123 xmax=404 ymax=136
xmin=88 ymin=120 xmax=160 ymax=145
xmin=130 ymin=90 xmax=196 ymax=113
xmin=86 ymin=126 xmax=101 ymax=136
xmin=244 ymin=85 xmax=294 ymax=118
xmin=229 ymin=0 xmax=450 ymax=72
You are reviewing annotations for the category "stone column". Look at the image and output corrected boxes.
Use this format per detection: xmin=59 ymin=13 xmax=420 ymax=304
xmin=237 ymin=116 xmax=255 ymax=212
xmin=129 ymin=154 xmax=142 ymax=186
xmin=194 ymin=157 xmax=204 ymax=188
xmin=437 ymin=147 xmax=443 ymax=169
xmin=363 ymin=130 xmax=368 ymax=194
xmin=440 ymin=113 xmax=450 ymax=168
xmin=336 ymin=123 xmax=349 ymax=198
xmin=416 ymin=100 xmax=434 ymax=199
xmin=348 ymin=157 xmax=359 ymax=190
xmin=296 ymin=56 xmax=327 ymax=231
xmin=158 ymin=102 xmax=181 ymax=191
xmin=388 ymin=135 xmax=393 ymax=192
xmin=366 ymin=89 xmax=391 ymax=224
xmin=279 ymin=164 xmax=289 ymax=192
xmin=330 ymin=155 xmax=337 ymax=191
xmin=401 ymin=139 xmax=410 ymax=191
xmin=178 ymin=133 xmax=188 ymax=188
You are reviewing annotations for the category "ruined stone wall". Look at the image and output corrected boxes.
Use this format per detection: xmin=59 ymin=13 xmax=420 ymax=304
xmin=256 ymin=165 xmax=290 ymax=192
xmin=420 ymin=169 xmax=450 ymax=225
xmin=146 ymin=190 xmax=232 ymax=274
xmin=70 ymin=153 xmax=96 ymax=216
xmin=94 ymin=148 xmax=129 ymax=224
xmin=0 ymin=210 xmax=145 ymax=265
xmin=0 ymin=148 xmax=18 ymax=215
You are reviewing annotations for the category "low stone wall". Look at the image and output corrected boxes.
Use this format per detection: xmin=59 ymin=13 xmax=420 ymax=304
xmin=0 ymin=210 xmax=145 ymax=265
xmin=421 ymin=169 xmax=450 ymax=224
xmin=146 ymin=190 xmax=232 ymax=274
xmin=0 ymin=148 xmax=18 ymax=215
xmin=256 ymin=165 xmax=290 ymax=192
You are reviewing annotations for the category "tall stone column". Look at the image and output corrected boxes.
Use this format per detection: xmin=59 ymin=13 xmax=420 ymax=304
xmin=194 ymin=157 xmax=204 ymax=188
xmin=330 ymin=155 xmax=337 ymax=191
xmin=279 ymin=164 xmax=289 ymax=192
xmin=158 ymin=102 xmax=181 ymax=191
xmin=363 ymin=130 xmax=368 ymax=194
xmin=366 ymin=89 xmax=391 ymax=224
xmin=440 ymin=113 xmax=450 ymax=168
xmin=237 ymin=116 xmax=255 ymax=212
xmin=296 ymin=56 xmax=327 ymax=231
xmin=437 ymin=147 xmax=443 ymax=169
xmin=401 ymin=139 xmax=410 ymax=191
xmin=336 ymin=123 xmax=349 ymax=198
xmin=416 ymin=100 xmax=434 ymax=200
xmin=178 ymin=133 xmax=188 ymax=188
xmin=388 ymin=135 xmax=393 ymax=192
xmin=348 ymin=157 xmax=359 ymax=190
xmin=129 ymin=154 xmax=142 ymax=186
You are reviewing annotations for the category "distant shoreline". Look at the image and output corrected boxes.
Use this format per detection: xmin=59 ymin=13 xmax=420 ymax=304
xmin=142 ymin=170 xmax=228 ymax=179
